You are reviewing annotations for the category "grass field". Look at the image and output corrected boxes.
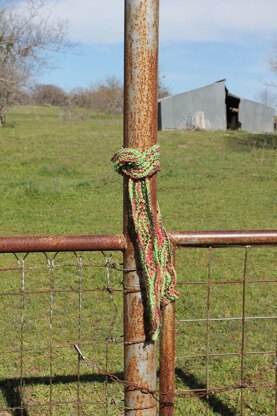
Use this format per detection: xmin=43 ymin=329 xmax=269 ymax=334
xmin=0 ymin=106 xmax=276 ymax=415
xmin=0 ymin=105 xmax=276 ymax=235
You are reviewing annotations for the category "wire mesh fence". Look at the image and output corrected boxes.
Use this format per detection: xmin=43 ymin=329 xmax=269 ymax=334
xmin=174 ymin=244 xmax=277 ymax=415
xmin=0 ymin=237 xmax=276 ymax=415
xmin=0 ymin=250 xmax=125 ymax=415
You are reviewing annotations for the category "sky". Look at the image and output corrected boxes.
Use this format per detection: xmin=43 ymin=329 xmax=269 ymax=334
xmin=38 ymin=0 xmax=277 ymax=101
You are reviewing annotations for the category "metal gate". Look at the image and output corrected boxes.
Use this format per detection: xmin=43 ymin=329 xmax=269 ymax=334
xmin=0 ymin=1 xmax=276 ymax=415
xmin=0 ymin=234 xmax=276 ymax=415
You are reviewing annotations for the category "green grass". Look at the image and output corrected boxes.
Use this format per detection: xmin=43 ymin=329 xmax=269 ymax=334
xmin=0 ymin=106 xmax=276 ymax=235
xmin=0 ymin=106 xmax=123 ymax=236
xmin=0 ymin=106 xmax=276 ymax=415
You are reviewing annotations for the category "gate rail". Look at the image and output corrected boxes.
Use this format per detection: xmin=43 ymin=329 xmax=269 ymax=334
xmin=1 ymin=230 xmax=276 ymax=253
xmin=171 ymin=230 xmax=277 ymax=247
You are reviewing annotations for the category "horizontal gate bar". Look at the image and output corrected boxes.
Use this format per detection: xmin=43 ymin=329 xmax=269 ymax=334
xmin=0 ymin=230 xmax=276 ymax=253
xmin=177 ymin=315 xmax=277 ymax=323
xmin=170 ymin=230 xmax=277 ymax=247
xmin=0 ymin=234 xmax=127 ymax=253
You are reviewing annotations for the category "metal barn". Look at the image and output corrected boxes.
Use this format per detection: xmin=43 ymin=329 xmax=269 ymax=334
xmin=158 ymin=80 xmax=275 ymax=133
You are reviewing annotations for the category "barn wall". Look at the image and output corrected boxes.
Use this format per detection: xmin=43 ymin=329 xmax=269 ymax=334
xmin=239 ymin=99 xmax=275 ymax=133
xmin=159 ymin=81 xmax=226 ymax=131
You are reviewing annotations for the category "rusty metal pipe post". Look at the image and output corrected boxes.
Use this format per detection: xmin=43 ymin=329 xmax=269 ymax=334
xmin=160 ymin=302 xmax=176 ymax=415
xmin=124 ymin=0 xmax=159 ymax=414
xmin=159 ymin=245 xmax=176 ymax=415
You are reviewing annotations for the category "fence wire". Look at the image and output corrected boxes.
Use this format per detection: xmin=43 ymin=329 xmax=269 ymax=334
xmin=0 ymin=242 xmax=276 ymax=415
xmin=0 ymin=250 xmax=125 ymax=416
xmin=174 ymin=244 xmax=277 ymax=415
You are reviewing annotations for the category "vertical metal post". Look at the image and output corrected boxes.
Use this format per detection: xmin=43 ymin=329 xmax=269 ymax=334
xmin=240 ymin=247 xmax=248 ymax=416
xmin=275 ymin=342 xmax=277 ymax=416
xmin=275 ymin=343 xmax=277 ymax=416
xmin=160 ymin=302 xmax=175 ymax=415
xmin=124 ymin=0 xmax=159 ymax=414
xmin=159 ymin=245 xmax=176 ymax=415
xmin=205 ymin=248 xmax=212 ymax=415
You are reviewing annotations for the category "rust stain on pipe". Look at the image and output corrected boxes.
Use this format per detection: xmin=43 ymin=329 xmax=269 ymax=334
xmin=124 ymin=0 xmax=159 ymax=150
xmin=0 ymin=234 xmax=126 ymax=253
xmin=123 ymin=237 xmax=157 ymax=415
xmin=124 ymin=0 xmax=159 ymax=414
xmin=2 ymin=230 xmax=275 ymax=254
xmin=160 ymin=302 xmax=175 ymax=415
xmin=159 ymin=247 xmax=176 ymax=415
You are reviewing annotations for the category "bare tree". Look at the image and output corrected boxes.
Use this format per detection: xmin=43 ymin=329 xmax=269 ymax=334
xmin=0 ymin=0 xmax=69 ymax=125
xmin=70 ymin=77 xmax=123 ymax=115
xmin=158 ymin=74 xmax=171 ymax=99
xmin=95 ymin=76 xmax=123 ymax=114
xmin=256 ymin=88 xmax=277 ymax=109
xmin=31 ymin=83 xmax=67 ymax=106
xmin=269 ymin=38 xmax=277 ymax=75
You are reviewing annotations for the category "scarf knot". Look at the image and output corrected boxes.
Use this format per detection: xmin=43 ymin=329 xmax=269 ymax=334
xmin=111 ymin=144 xmax=160 ymax=180
xmin=112 ymin=144 xmax=179 ymax=341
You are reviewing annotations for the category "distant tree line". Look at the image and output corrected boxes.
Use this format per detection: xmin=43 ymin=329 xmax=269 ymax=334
xmin=0 ymin=0 xmax=171 ymax=124
xmin=3 ymin=75 xmax=171 ymax=121
xmin=9 ymin=77 xmax=124 ymax=116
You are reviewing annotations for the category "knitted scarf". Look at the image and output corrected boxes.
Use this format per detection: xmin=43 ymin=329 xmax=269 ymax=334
xmin=112 ymin=144 xmax=179 ymax=341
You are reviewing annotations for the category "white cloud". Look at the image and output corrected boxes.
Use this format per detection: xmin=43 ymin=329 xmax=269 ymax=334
xmin=49 ymin=0 xmax=277 ymax=44
xmin=49 ymin=0 xmax=124 ymax=44
xmin=161 ymin=0 xmax=277 ymax=43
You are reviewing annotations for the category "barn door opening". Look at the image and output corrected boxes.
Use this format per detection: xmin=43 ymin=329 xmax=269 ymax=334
xmin=226 ymin=89 xmax=241 ymax=130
